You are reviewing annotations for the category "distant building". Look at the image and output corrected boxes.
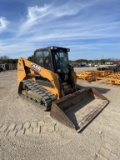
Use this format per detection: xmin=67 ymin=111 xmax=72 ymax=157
xmin=116 ymin=61 xmax=120 ymax=65
xmin=105 ymin=62 xmax=113 ymax=65
xmin=87 ymin=63 xmax=95 ymax=67
xmin=70 ymin=62 xmax=79 ymax=67
xmin=79 ymin=62 xmax=87 ymax=67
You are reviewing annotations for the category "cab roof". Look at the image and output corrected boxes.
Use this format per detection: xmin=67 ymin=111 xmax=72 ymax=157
xmin=34 ymin=46 xmax=70 ymax=52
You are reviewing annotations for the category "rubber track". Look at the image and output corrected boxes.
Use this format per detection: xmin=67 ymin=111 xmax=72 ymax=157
xmin=21 ymin=79 xmax=56 ymax=110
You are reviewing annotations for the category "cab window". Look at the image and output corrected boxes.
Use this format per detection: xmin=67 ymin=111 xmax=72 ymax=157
xmin=34 ymin=50 xmax=52 ymax=70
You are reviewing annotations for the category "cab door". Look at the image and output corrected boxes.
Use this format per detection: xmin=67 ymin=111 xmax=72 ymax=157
xmin=34 ymin=49 xmax=53 ymax=71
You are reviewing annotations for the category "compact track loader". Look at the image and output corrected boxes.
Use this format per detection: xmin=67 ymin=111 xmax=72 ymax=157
xmin=17 ymin=46 xmax=109 ymax=132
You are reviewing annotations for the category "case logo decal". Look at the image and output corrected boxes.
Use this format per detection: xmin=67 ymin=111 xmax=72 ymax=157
xmin=30 ymin=63 xmax=41 ymax=72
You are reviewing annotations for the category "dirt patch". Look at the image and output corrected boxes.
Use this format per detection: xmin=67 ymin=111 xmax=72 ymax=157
xmin=0 ymin=70 xmax=120 ymax=160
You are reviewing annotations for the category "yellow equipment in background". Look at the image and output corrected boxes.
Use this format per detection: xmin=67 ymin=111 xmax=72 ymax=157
xmin=96 ymin=72 xmax=120 ymax=85
xmin=76 ymin=70 xmax=114 ymax=82
xmin=17 ymin=46 xmax=109 ymax=132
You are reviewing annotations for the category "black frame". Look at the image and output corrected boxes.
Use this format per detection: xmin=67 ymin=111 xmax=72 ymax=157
xmin=33 ymin=46 xmax=70 ymax=72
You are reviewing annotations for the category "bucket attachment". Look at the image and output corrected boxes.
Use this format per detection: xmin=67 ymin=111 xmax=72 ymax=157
xmin=50 ymin=88 xmax=109 ymax=132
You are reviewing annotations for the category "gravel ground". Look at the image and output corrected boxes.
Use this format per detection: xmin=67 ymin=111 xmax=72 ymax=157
xmin=0 ymin=70 xmax=120 ymax=160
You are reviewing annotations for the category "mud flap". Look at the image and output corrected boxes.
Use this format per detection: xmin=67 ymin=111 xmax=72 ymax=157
xmin=50 ymin=88 xmax=109 ymax=132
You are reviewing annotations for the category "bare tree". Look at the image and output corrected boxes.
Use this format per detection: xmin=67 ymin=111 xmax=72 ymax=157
xmin=0 ymin=56 xmax=9 ymax=60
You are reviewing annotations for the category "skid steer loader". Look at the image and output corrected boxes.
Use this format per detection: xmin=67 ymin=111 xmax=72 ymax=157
xmin=17 ymin=46 xmax=109 ymax=132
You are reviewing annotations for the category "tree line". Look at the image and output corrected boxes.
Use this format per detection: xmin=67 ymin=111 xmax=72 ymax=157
xmin=69 ymin=58 xmax=120 ymax=65
xmin=0 ymin=56 xmax=17 ymax=64
xmin=0 ymin=55 xmax=119 ymax=65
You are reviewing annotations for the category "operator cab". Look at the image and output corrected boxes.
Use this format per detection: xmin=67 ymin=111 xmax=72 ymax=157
xmin=34 ymin=46 xmax=71 ymax=82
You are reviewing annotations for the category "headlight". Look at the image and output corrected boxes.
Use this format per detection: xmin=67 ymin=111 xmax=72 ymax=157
xmin=64 ymin=68 xmax=69 ymax=74
xmin=57 ymin=69 xmax=61 ymax=72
